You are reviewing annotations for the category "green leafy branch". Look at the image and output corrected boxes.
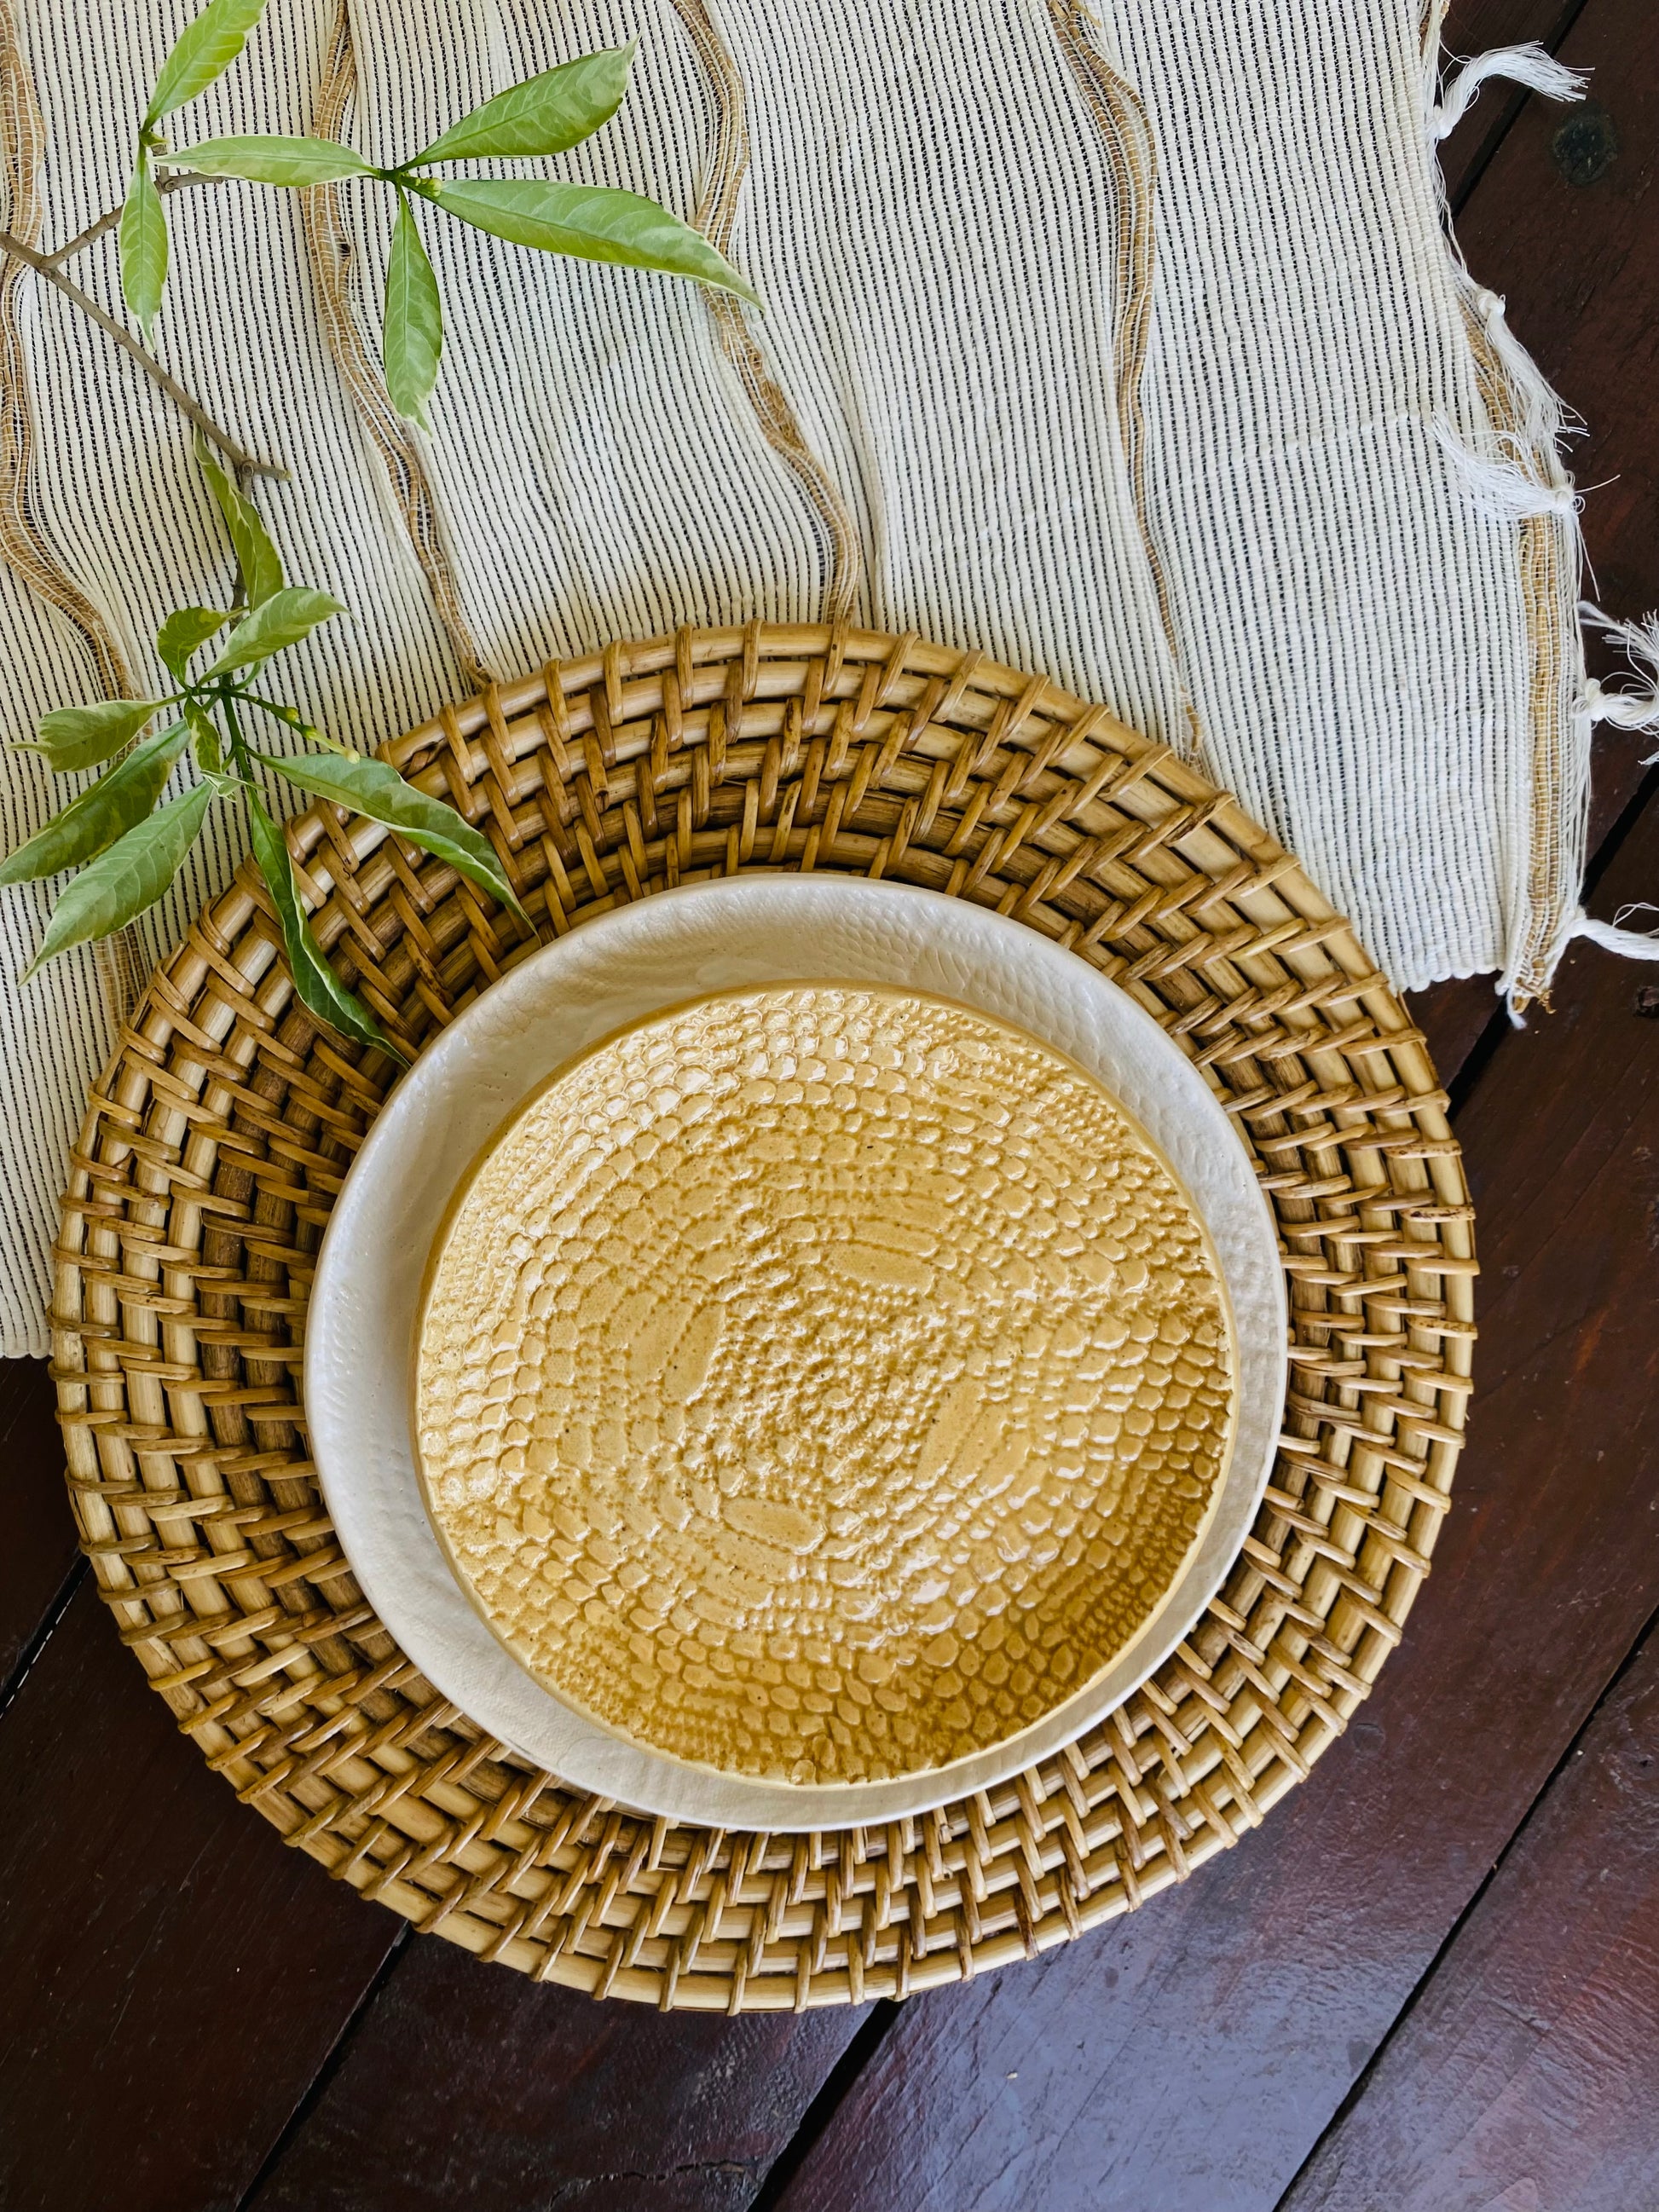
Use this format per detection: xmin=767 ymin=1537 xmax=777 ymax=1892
xmin=128 ymin=0 xmax=756 ymax=429
xmin=2 ymin=0 xmax=749 ymax=1048
xmin=2 ymin=444 xmax=526 ymax=1054
xmin=0 ymin=0 xmax=757 ymax=475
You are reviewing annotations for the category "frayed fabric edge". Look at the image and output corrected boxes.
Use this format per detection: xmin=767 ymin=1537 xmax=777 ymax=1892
xmin=1425 ymin=19 xmax=1657 ymax=1020
xmin=1504 ymin=904 xmax=1659 ymax=1030
xmin=1431 ymin=417 xmax=1581 ymax=523
xmin=1505 ymin=613 xmax=1659 ymax=1024
xmin=1580 ymin=605 xmax=1659 ymax=749
xmin=1520 ymin=612 xmax=1659 ymax=1024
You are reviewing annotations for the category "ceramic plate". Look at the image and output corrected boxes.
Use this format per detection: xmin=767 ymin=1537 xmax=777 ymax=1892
xmin=306 ymin=878 xmax=1286 ymax=1829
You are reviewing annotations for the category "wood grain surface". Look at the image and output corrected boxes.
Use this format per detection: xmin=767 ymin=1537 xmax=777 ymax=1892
xmin=0 ymin=1357 xmax=78 ymax=1697
xmin=0 ymin=1 xmax=1654 ymax=2205
xmin=1285 ymin=1620 xmax=1659 ymax=2212
xmin=0 ymin=1580 xmax=398 ymax=2212
xmin=245 ymin=1945 xmax=862 ymax=2212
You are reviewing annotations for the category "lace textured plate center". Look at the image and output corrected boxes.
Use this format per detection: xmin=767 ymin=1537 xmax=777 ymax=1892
xmin=415 ymin=985 xmax=1237 ymax=1788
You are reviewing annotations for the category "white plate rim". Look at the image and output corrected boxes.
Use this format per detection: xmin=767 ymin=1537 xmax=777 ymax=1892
xmin=304 ymin=876 xmax=1287 ymax=1830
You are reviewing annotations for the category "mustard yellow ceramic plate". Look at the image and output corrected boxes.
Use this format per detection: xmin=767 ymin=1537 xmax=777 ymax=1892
xmin=307 ymin=879 xmax=1286 ymax=1829
xmin=416 ymin=984 xmax=1236 ymax=1794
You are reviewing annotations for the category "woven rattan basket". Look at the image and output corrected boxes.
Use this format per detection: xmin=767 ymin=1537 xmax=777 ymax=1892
xmin=52 ymin=623 xmax=1473 ymax=2010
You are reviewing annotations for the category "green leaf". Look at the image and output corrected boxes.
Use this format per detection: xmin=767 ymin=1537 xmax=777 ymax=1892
xmin=185 ymin=700 xmax=223 ymax=772
xmin=413 ymin=44 xmax=633 ymax=162
xmin=0 ymin=721 xmax=188 ymax=886
xmin=120 ymin=150 xmax=168 ymax=340
xmin=264 ymin=751 xmax=527 ymax=919
xmin=21 ymin=780 xmax=212 ymax=979
xmin=160 ymin=134 xmax=378 ymax=185
xmin=156 ymin=605 xmax=227 ymax=681
xmin=431 ymin=178 xmax=760 ymax=304
xmin=194 ymin=435 xmax=283 ymax=608
xmin=25 ymin=698 xmax=163 ymax=775
xmin=205 ymin=587 xmax=344 ymax=677
xmin=145 ymin=0 xmax=271 ymax=124
xmin=383 ymin=195 xmax=443 ymax=428
xmin=244 ymin=785 xmax=396 ymax=1054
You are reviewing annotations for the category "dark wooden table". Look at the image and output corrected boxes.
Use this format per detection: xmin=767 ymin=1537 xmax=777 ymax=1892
xmin=4 ymin=3 xmax=1657 ymax=2204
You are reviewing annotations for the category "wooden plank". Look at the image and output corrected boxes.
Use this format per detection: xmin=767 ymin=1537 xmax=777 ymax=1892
xmin=0 ymin=1377 xmax=868 ymax=2205
xmin=1286 ymin=1620 xmax=1659 ymax=2212
xmin=243 ymin=1949 xmax=863 ymax=2212
xmin=0 ymin=1580 xmax=399 ymax=2212
xmin=766 ymin=787 xmax=1659 ymax=2211
xmin=0 ymin=1358 xmax=78 ymax=1695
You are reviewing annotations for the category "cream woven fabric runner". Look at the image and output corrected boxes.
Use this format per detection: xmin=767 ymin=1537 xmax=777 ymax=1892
xmin=0 ymin=0 xmax=1615 ymax=1354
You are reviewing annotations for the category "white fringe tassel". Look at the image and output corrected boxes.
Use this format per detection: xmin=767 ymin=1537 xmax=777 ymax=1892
xmin=1581 ymin=605 xmax=1659 ymax=757
xmin=1434 ymin=43 xmax=1590 ymax=139
xmin=1505 ymin=903 xmax=1659 ymax=1026
xmin=1432 ymin=418 xmax=1580 ymax=523
xmin=1570 ymin=904 xmax=1659 ymax=960
xmin=1468 ymin=285 xmax=1577 ymax=454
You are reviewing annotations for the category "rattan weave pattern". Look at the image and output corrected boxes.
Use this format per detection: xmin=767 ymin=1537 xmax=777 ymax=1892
xmin=51 ymin=624 xmax=1474 ymax=2011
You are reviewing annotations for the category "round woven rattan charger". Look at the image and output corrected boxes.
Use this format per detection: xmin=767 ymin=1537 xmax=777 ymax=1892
xmin=52 ymin=624 xmax=1474 ymax=2011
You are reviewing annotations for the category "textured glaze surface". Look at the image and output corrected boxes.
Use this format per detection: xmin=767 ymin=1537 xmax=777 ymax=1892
xmin=418 ymin=986 xmax=1235 ymax=1788
xmin=306 ymin=877 xmax=1286 ymax=1828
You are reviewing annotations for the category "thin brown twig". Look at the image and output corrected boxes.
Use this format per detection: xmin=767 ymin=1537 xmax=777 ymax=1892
xmin=0 ymin=225 xmax=285 ymax=476
xmin=45 ymin=171 xmax=222 ymax=267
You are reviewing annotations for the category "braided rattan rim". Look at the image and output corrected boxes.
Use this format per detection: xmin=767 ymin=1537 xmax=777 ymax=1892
xmin=52 ymin=623 xmax=1474 ymax=2010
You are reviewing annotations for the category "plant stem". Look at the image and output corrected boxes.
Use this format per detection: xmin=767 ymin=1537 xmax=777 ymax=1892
xmin=0 ymin=226 xmax=285 ymax=478
xmin=221 ymin=690 xmax=255 ymax=779
xmin=240 ymin=689 xmax=354 ymax=754
xmin=46 ymin=173 xmax=221 ymax=268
